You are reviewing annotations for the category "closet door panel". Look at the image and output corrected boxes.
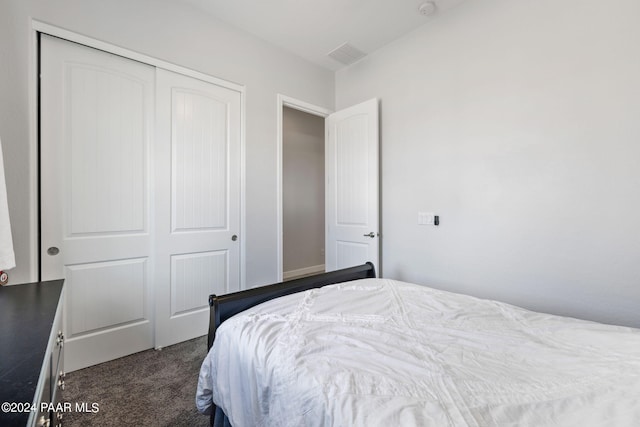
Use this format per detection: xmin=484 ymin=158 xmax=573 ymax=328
xmin=155 ymin=69 xmax=241 ymax=348
xmin=41 ymin=35 xmax=155 ymax=371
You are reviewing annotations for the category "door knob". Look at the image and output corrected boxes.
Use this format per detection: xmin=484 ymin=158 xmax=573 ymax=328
xmin=47 ymin=247 xmax=60 ymax=256
xmin=231 ymin=235 xmax=238 ymax=241
xmin=363 ymin=232 xmax=377 ymax=238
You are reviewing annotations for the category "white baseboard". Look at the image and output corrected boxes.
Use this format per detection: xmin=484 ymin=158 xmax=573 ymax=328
xmin=283 ymin=264 xmax=325 ymax=280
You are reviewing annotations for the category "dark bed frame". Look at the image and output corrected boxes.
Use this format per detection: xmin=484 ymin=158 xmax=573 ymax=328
xmin=206 ymin=262 xmax=376 ymax=426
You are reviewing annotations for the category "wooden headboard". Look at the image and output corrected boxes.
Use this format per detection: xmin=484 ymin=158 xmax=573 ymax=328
xmin=207 ymin=262 xmax=376 ymax=350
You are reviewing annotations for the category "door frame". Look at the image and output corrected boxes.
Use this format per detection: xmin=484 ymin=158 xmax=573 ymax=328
xmin=276 ymin=95 xmax=332 ymax=282
xmin=30 ymin=20 xmax=247 ymax=289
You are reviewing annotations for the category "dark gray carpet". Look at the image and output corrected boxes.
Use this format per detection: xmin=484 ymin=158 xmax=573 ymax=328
xmin=61 ymin=336 xmax=210 ymax=427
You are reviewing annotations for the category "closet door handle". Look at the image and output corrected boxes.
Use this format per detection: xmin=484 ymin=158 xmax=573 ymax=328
xmin=47 ymin=247 xmax=60 ymax=256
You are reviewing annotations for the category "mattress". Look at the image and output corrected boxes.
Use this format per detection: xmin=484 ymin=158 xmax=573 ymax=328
xmin=197 ymin=278 xmax=640 ymax=426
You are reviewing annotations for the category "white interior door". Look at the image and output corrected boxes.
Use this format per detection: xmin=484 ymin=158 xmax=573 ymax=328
xmin=40 ymin=35 xmax=155 ymax=371
xmin=154 ymin=69 xmax=241 ymax=348
xmin=325 ymin=98 xmax=379 ymax=272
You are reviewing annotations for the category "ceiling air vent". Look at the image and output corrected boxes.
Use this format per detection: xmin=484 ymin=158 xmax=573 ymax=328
xmin=327 ymin=42 xmax=367 ymax=66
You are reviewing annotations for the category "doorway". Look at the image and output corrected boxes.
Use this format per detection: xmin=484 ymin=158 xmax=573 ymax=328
xmin=276 ymin=96 xmax=331 ymax=282
xmin=282 ymin=107 xmax=325 ymax=280
xmin=277 ymin=96 xmax=380 ymax=281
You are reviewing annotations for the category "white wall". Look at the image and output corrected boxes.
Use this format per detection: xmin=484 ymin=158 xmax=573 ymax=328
xmin=336 ymin=0 xmax=640 ymax=327
xmin=282 ymin=107 xmax=325 ymax=274
xmin=0 ymin=0 xmax=333 ymax=286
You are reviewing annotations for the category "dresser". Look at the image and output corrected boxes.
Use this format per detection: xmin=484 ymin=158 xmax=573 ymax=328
xmin=0 ymin=280 xmax=64 ymax=427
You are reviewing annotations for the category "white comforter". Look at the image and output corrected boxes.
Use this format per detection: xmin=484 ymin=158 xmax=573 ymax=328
xmin=197 ymin=278 xmax=640 ymax=426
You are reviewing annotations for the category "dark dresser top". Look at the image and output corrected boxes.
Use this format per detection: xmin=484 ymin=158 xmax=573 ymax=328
xmin=0 ymin=280 xmax=64 ymax=426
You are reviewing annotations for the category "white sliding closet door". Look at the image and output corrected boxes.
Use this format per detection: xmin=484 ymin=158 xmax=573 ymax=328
xmin=41 ymin=35 xmax=155 ymax=371
xmin=154 ymin=69 xmax=241 ymax=348
xmin=41 ymin=35 xmax=243 ymax=370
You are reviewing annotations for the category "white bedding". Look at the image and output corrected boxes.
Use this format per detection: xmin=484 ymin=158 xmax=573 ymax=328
xmin=196 ymin=278 xmax=640 ymax=426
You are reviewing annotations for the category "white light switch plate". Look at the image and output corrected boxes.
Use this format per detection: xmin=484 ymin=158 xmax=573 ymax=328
xmin=418 ymin=212 xmax=435 ymax=225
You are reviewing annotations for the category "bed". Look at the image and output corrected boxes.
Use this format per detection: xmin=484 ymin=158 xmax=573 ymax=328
xmin=196 ymin=263 xmax=640 ymax=426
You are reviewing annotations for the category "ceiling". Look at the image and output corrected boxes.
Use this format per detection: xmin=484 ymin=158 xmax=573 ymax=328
xmin=178 ymin=0 xmax=466 ymax=71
